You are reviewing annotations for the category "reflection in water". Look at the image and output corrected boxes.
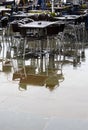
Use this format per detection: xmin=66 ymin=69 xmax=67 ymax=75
xmin=19 ymin=83 xmax=27 ymax=91
xmin=12 ymin=46 xmax=85 ymax=91
xmin=0 ymin=23 xmax=87 ymax=91
xmin=12 ymin=56 xmax=64 ymax=91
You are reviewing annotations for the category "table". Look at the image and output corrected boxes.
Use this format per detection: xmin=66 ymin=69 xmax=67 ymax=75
xmin=55 ymin=15 xmax=83 ymax=24
xmin=20 ymin=21 xmax=57 ymax=29
xmin=55 ymin=15 xmax=81 ymax=20
xmin=19 ymin=20 xmax=65 ymax=36
xmin=12 ymin=13 xmax=36 ymax=20
xmin=53 ymin=5 xmax=72 ymax=13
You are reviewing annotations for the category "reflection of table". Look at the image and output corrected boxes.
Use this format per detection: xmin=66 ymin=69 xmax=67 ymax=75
xmin=12 ymin=57 xmax=64 ymax=90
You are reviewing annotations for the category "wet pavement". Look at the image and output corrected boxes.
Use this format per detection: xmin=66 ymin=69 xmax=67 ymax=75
xmin=0 ymin=18 xmax=88 ymax=129
xmin=0 ymin=46 xmax=88 ymax=129
xmin=0 ymin=110 xmax=88 ymax=130
xmin=0 ymin=3 xmax=88 ymax=129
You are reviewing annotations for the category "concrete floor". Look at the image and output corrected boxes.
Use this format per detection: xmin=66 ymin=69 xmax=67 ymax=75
xmin=0 ymin=48 xmax=88 ymax=129
xmin=0 ymin=110 xmax=88 ymax=130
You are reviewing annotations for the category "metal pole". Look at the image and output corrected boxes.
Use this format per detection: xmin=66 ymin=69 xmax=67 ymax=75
xmin=51 ymin=0 xmax=54 ymax=13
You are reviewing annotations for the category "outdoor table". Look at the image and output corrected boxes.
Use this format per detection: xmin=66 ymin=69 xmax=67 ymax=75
xmin=19 ymin=20 xmax=65 ymax=37
xmin=20 ymin=21 xmax=57 ymax=29
xmin=19 ymin=20 xmax=60 ymax=40
xmin=12 ymin=13 xmax=36 ymax=20
xmin=53 ymin=5 xmax=72 ymax=13
xmin=55 ymin=15 xmax=82 ymax=24
xmin=55 ymin=15 xmax=81 ymax=21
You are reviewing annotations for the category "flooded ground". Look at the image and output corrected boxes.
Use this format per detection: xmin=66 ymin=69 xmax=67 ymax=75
xmin=0 ymin=47 xmax=88 ymax=117
xmin=0 ymin=26 xmax=88 ymax=129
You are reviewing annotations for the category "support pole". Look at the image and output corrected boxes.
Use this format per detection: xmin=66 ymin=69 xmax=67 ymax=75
xmin=51 ymin=0 xmax=54 ymax=13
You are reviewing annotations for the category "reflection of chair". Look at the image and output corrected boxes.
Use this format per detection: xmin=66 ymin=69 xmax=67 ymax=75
xmin=19 ymin=83 xmax=27 ymax=91
xmin=13 ymin=72 xmax=22 ymax=80
xmin=45 ymin=76 xmax=59 ymax=91
xmin=3 ymin=66 xmax=11 ymax=73
xmin=45 ymin=72 xmax=64 ymax=91
xmin=2 ymin=60 xmax=12 ymax=73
